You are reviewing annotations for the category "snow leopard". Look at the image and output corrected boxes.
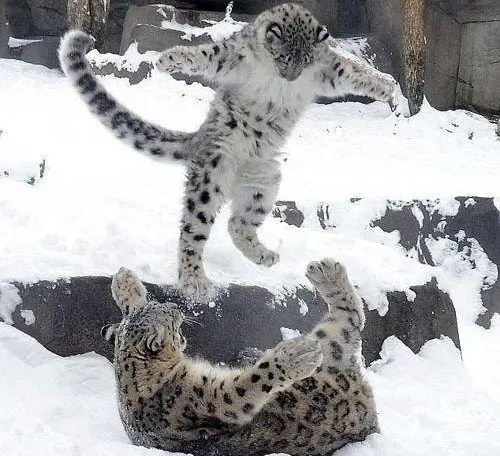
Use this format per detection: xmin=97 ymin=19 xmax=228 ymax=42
xmin=104 ymin=257 xmax=378 ymax=456
xmin=59 ymin=2 xmax=406 ymax=299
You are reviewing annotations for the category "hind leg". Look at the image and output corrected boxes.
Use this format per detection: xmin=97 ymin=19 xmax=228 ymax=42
xmin=178 ymin=150 xmax=235 ymax=299
xmin=306 ymin=258 xmax=365 ymax=371
xmin=228 ymin=162 xmax=281 ymax=266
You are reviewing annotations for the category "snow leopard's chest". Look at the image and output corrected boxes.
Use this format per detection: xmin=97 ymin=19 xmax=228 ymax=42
xmin=212 ymin=78 xmax=315 ymax=158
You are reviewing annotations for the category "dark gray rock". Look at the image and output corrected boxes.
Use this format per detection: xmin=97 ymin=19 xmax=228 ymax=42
xmin=273 ymin=200 xmax=304 ymax=228
xmin=365 ymin=278 xmax=460 ymax=364
xmin=120 ymin=4 xmax=254 ymax=54
xmin=279 ymin=197 xmax=500 ymax=329
xmin=364 ymin=0 xmax=404 ymax=87
xmin=0 ymin=0 xmax=10 ymax=58
xmin=373 ymin=198 xmax=500 ymax=328
xmin=365 ymin=0 xmax=500 ymax=113
xmin=180 ymin=1 xmax=341 ymax=33
xmin=5 ymin=0 xmax=34 ymax=37
xmin=457 ymin=21 xmax=500 ymax=114
xmin=91 ymin=59 xmax=155 ymax=84
xmin=104 ymin=1 xmax=203 ymax=54
xmin=9 ymin=273 xmax=460 ymax=366
xmin=8 ymin=35 xmax=61 ymax=68
xmin=25 ymin=0 xmax=67 ymax=35
xmin=431 ymin=0 xmax=500 ymax=22
xmin=443 ymin=198 xmax=500 ymax=328
xmin=424 ymin=0 xmax=462 ymax=111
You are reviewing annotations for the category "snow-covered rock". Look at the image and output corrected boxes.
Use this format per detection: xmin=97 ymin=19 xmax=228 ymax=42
xmin=8 ymin=271 xmax=459 ymax=366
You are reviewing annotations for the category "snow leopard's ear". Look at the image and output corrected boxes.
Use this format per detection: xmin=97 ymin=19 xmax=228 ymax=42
xmin=315 ymin=26 xmax=329 ymax=43
xmin=266 ymin=22 xmax=283 ymax=40
xmin=101 ymin=323 xmax=118 ymax=342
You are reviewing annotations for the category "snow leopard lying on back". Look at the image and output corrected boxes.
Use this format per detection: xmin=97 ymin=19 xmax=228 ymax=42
xmin=59 ymin=2 xmax=406 ymax=299
xmin=105 ymin=258 xmax=378 ymax=456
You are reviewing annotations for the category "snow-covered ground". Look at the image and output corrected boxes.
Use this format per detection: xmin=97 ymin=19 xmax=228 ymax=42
xmin=1 ymin=323 xmax=499 ymax=455
xmin=0 ymin=52 xmax=499 ymax=455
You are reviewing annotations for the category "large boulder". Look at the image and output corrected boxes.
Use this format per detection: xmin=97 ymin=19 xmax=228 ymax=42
xmin=120 ymin=4 xmax=254 ymax=54
xmin=9 ymin=273 xmax=460 ymax=366
xmin=0 ymin=0 xmax=9 ymax=58
xmin=93 ymin=4 xmax=394 ymax=90
xmin=7 ymin=36 xmax=61 ymax=68
xmin=6 ymin=0 xmax=67 ymax=37
xmin=277 ymin=196 xmax=500 ymax=329
xmin=25 ymin=0 xmax=67 ymax=35
xmin=365 ymin=0 xmax=500 ymax=113
xmin=5 ymin=0 xmax=35 ymax=37
xmin=456 ymin=21 xmax=500 ymax=114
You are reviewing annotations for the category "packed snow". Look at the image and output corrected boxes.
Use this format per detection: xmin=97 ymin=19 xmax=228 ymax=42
xmin=1 ymin=323 xmax=499 ymax=455
xmin=0 ymin=27 xmax=500 ymax=455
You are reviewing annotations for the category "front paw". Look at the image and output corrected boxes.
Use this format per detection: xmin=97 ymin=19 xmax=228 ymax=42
xmin=272 ymin=337 xmax=323 ymax=381
xmin=389 ymin=84 xmax=411 ymax=117
xmin=306 ymin=258 xmax=350 ymax=295
xmin=156 ymin=46 xmax=194 ymax=74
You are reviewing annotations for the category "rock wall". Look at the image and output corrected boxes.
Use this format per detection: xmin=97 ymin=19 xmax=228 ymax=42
xmin=366 ymin=0 xmax=500 ymax=114
xmin=2 ymin=0 xmax=499 ymax=114
xmin=12 ymin=196 xmax=500 ymax=367
xmin=9 ymin=272 xmax=459 ymax=366
xmin=5 ymin=196 xmax=500 ymax=370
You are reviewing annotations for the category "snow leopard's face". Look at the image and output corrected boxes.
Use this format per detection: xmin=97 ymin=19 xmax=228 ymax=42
xmin=256 ymin=3 xmax=330 ymax=81
xmin=114 ymin=302 xmax=187 ymax=360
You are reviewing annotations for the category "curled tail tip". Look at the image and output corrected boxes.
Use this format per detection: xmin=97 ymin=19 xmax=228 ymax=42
xmin=58 ymin=29 xmax=95 ymax=70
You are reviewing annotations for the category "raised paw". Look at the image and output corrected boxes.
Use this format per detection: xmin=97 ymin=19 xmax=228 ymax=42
xmin=156 ymin=46 xmax=194 ymax=74
xmin=272 ymin=337 xmax=323 ymax=382
xmin=306 ymin=258 xmax=350 ymax=296
xmin=255 ymin=247 xmax=280 ymax=267
xmin=111 ymin=267 xmax=148 ymax=314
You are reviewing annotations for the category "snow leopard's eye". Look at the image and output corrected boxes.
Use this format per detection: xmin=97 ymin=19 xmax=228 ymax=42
xmin=315 ymin=26 xmax=329 ymax=43
xmin=266 ymin=23 xmax=283 ymax=40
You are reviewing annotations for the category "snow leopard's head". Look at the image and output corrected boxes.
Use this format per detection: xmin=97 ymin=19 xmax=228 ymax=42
xmin=255 ymin=3 xmax=330 ymax=81
xmin=113 ymin=302 xmax=187 ymax=363
xmin=103 ymin=267 xmax=187 ymax=364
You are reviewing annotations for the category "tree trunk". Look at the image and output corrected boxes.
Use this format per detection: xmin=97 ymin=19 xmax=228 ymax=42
xmin=403 ymin=0 xmax=426 ymax=115
xmin=67 ymin=0 xmax=110 ymax=50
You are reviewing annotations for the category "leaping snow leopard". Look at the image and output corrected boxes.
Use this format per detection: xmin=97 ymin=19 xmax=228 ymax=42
xmin=104 ymin=257 xmax=378 ymax=455
xmin=59 ymin=3 xmax=407 ymax=299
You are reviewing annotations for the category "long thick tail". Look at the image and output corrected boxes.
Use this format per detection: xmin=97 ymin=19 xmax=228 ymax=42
xmin=58 ymin=30 xmax=194 ymax=162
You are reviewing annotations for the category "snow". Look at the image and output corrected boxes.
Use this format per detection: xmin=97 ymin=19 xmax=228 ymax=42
xmin=0 ymin=283 xmax=22 ymax=325
xmin=280 ymin=327 xmax=302 ymax=340
xmin=1 ymin=323 xmax=499 ymax=455
xmin=8 ymin=37 xmax=43 ymax=49
xmin=0 ymin=39 xmax=500 ymax=455
xmin=158 ymin=2 xmax=247 ymax=42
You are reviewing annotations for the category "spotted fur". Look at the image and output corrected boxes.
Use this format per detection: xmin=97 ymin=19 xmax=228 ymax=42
xmin=59 ymin=3 xmax=404 ymax=299
xmin=107 ymin=259 xmax=378 ymax=455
